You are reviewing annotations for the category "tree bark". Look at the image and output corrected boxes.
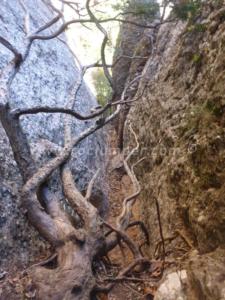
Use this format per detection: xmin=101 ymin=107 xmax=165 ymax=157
xmin=0 ymin=1 xmax=152 ymax=297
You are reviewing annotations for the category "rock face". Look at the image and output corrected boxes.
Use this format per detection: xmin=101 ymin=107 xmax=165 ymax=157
xmin=112 ymin=0 xmax=159 ymax=98
xmin=124 ymin=1 xmax=225 ymax=299
xmin=186 ymin=248 xmax=225 ymax=300
xmin=154 ymin=270 xmax=188 ymax=300
xmin=0 ymin=0 xmax=105 ymax=270
xmin=112 ymin=0 xmax=159 ymax=149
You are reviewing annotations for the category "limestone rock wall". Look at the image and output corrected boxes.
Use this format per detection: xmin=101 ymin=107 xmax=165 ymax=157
xmin=124 ymin=2 xmax=225 ymax=299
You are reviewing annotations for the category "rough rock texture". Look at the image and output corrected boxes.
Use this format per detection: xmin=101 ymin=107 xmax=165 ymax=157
xmin=124 ymin=2 xmax=225 ymax=299
xmin=0 ymin=0 xmax=105 ymax=270
xmin=112 ymin=0 xmax=159 ymax=149
xmin=112 ymin=0 xmax=159 ymax=98
xmin=154 ymin=270 xmax=188 ymax=300
xmin=186 ymin=248 xmax=225 ymax=300
xmin=155 ymin=249 xmax=225 ymax=300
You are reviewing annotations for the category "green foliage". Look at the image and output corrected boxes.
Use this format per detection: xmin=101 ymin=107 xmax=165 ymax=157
xmin=205 ymin=100 xmax=223 ymax=117
xmin=173 ymin=0 xmax=202 ymax=21
xmin=187 ymin=23 xmax=207 ymax=33
xmin=128 ymin=1 xmax=159 ymax=17
xmin=92 ymin=68 xmax=112 ymax=106
xmin=111 ymin=0 xmax=126 ymax=11
xmin=192 ymin=53 xmax=202 ymax=64
xmin=112 ymin=0 xmax=159 ymax=18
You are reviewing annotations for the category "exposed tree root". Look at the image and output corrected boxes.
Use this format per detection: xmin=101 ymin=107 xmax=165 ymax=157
xmin=0 ymin=0 xmax=166 ymax=298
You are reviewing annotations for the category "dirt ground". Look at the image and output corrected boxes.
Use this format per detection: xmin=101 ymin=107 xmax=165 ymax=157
xmin=96 ymin=127 xmax=161 ymax=300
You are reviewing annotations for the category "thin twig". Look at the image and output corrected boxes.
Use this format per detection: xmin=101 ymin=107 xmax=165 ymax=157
xmin=12 ymin=98 xmax=138 ymax=119
xmin=155 ymin=197 xmax=165 ymax=273
xmin=103 ymin=221 xmax=141 ymax=259
xmin=85 ymin=169 xmax=100 ymax=201
xmin=0 ymin=37 xmax=23 ymax=67
xmin=95 ymin=257 xmax=150 ymax=292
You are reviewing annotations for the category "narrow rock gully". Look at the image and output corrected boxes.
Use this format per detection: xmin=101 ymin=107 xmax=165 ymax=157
xmin=0 ymin=124 xmax=163 ymax=300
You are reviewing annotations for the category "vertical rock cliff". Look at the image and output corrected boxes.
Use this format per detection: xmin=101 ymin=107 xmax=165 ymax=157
xmin=122 ymin=2 xmax=225 ymax=299
xmin=112 ymin=0 xmax=159 ymax=98
xmin=0 ymin=0 xmax=105 ymax=270
xmin=112 ymin=0 xmax=159 ymax=149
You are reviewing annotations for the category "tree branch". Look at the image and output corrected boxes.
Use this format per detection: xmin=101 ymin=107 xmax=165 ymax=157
xmin=61 ymin=165 xmax=95 ymax=225
xmin=0 ymin=37 xmax=23 ymax=67
xmin=19 ymin=0 xmax=31 ymax=35
xmin=0 ymin=103 xmax=35 ymax=181
xmin=103 ymin=221 xmax=141 ymax=259
xmin=85 ymin=169 xmax=100 ymax=201
xmin=95 ymin=258 xmax=150 ymax=293
xmin=154 ymin=196 xmax=165 ymax=272
xmin=116 ymin=123 xmax=145 ymax=231
xmin=27 ymin=13 xmax=174 ymax=43
xmin=86 ymin=0 xmax=113 ymax=88
xmin=12 ymin=98 xmax=137 ymax=120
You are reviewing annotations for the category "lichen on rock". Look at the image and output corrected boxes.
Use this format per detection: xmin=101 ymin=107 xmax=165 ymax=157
xmin=123 ymin=1 xmax=225 ymax=298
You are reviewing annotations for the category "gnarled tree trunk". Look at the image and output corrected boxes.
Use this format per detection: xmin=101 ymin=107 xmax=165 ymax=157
xmin=0 ymin=1 xmax=152 ymax=298
xmin=0 ymin=99 xmax=147 ymax=299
